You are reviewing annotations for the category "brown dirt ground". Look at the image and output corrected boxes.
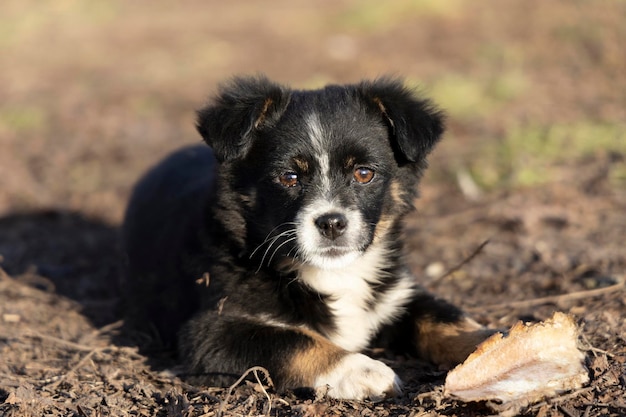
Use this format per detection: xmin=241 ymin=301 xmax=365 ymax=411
xmin=1 ymin=1 xmax=625 ymax=416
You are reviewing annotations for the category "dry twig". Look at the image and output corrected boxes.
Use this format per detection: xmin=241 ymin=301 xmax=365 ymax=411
xmin=469 ymin=281 xmax=625 ymax=312
xmin=527 ymin=387 xmax=595 ymax=412
xmin=46 ymin=348 xmax=100 ymax=389
xmin=253 ymin=368 xmax=273 ymax=416
xmin=217 ymin=366 xmax=274 ymax=417
xmin=432 ymin=239 xmax=490 ymax=284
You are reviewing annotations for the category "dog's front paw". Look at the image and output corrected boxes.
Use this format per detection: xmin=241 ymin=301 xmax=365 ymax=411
xmin=314 ymin=353 xmax=401 ymax=401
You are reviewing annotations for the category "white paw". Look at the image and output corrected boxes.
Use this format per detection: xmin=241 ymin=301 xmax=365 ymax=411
xmin=314 ymin=353 xmax=402 ymax=401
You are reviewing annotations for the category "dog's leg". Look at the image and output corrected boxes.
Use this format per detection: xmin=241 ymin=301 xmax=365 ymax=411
xmin=414 ymin=315 xmax=495 ymax=369
xmin=411 ymin=293 xmax=495 ymax=368
xmin=180 ymin=311 xmax=401 ymax=400
xmin=378 ymin=291 xmax=495 ymax=369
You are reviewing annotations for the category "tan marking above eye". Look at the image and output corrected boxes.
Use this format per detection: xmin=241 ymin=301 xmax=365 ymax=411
xmin=353 ymin=167 xmax=375 ymax=184
xmin=279 ymin=172 xmax=299 ymax=187
xmin=293 ymin=157 xmax=309 ymax=172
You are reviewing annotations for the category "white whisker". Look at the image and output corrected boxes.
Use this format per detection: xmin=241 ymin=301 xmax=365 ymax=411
xmin=249 ymin=222 xmax=297 ymax=259
xmin=266 ymin=236 xmax=298 ymax=266
xmin=255 ymin=229 xmax=297 ymax=273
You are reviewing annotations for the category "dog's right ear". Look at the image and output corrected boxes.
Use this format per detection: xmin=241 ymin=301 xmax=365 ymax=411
xmin=196 ymin=76 xmax=291 ymax=162
xmin=358 ymin=78 xmax=445 ymax=165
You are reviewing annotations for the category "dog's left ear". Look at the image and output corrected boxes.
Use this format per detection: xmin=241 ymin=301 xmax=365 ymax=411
xmin=196 ymin=76 xmax=291 ymax=162
xmin=359 ymin=78 xmax=445 ymax=164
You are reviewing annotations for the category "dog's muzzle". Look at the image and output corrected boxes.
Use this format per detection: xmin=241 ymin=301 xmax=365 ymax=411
xmin=315 ymin=212 xmax=347 ymax=240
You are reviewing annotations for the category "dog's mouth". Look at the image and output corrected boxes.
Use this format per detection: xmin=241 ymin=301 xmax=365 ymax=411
xmin=318 ymin=246 xmax=352 ymax=257
xmin=294 ymin=203 xmax=372 ymax=269
xmin=303 ymin=245 xmax=363 ymax=270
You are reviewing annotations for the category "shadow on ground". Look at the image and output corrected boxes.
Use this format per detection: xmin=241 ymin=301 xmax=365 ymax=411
xmin=0 ymin=210 xmax=122 ymax=326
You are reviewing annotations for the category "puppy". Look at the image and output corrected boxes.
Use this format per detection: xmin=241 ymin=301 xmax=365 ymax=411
xmin=122 ymin=76 xmax=492 ymax=400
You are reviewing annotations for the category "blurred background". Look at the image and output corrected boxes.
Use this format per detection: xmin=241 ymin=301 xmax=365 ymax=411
xmin=2 ymin=0 xmax=624 ymax=223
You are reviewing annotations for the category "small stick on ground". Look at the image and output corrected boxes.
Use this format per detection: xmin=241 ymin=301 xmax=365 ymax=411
xmin=24 ymin=332 xmax=95 ymax=352
xmin=46 ymin=348 xmax=100 ymax=390
xmin=580 ymin=332 xmax=615 ymax=358
xmin=80 ymin=319 xmax=124 ymax=344
xmin=527 ymin=387 xmax=594 ymax=412
xmin=432 ymin=239 xmax=490 ymax=284
xmin=469 ymin=281 xmax=625 ymax=312
xmin=253 ymin=368 xmax=273 ymax=417
xmin=217 ymin=366 xmax=274 ymax=417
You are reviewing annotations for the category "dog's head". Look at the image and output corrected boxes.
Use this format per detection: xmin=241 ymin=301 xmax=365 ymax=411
xmin=197 ymin=76 xmax=444 ymax=271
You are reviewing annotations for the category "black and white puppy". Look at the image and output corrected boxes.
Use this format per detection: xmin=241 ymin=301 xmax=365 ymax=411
xmin=122 ymin=76 xmax=492 ymax=400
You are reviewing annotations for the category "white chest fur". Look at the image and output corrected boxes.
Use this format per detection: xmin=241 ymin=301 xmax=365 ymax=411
xmin=297 ymin=244 xmax=416 ymax=352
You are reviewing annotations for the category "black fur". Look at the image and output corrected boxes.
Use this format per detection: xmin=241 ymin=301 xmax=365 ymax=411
xmin=123 ymin=76 xmax=488 ymax=395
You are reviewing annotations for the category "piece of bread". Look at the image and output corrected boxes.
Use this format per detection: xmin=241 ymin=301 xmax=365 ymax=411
xmin=444 ymin=312 xmax=589 ymax=404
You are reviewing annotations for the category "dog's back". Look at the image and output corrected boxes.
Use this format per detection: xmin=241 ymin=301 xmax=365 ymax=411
xmin=122 ymin=144 xmax=217 ymax=346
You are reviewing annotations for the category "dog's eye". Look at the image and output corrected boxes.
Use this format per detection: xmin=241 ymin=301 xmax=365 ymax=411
xmin=278 ymin=172 xmax=299 ymax=187
xmin=353 ymin=167 xmax=375 ymax=184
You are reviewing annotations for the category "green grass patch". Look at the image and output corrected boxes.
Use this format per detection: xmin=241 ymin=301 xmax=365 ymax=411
xmin=0 ymin=1 xmax=118 ymax=47
xmin=423 ymin=71 xmax=528 ymax=119
xmin=469 ymin=122 xmax=626 ymax=189
xmin=0 ymin=106 xmax=48 ymax=134
xmin=334 ymin=0 xmax=463 ymax=31
xmin=299 ymin=75 xmax=335 ymax=90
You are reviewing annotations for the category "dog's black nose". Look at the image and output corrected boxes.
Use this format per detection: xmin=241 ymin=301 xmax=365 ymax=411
xmin=315 ymin=213 xmax=348 ymax=240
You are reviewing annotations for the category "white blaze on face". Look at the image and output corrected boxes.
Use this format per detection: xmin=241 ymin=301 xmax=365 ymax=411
xmin=296 ymin=113 xmax=414 ymax=353
xmin=298 ymin=112 xmax=363 ymax=269
xmin=305 ymin=113 xmax=331 ymax=194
